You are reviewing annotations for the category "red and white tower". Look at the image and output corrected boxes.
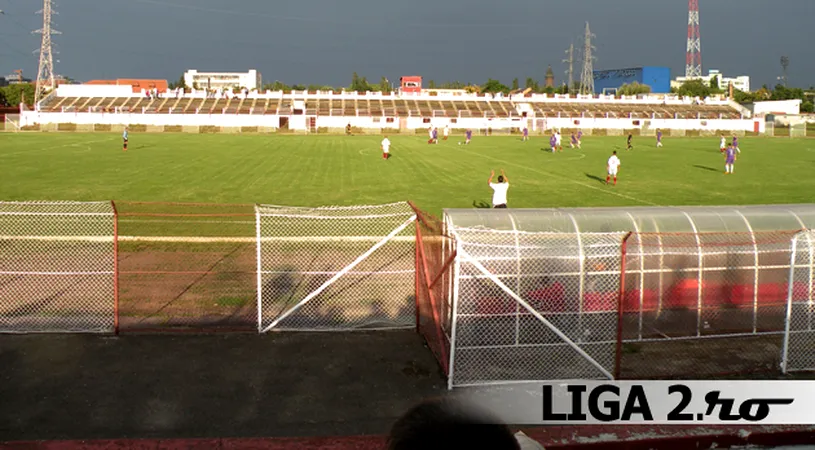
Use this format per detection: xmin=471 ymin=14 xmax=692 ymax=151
xmin=685 ymin=0 xmax=702 ymax=78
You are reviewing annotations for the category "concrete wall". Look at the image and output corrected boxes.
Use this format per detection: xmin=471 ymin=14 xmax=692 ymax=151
xmin=20 ymin=110 xmax=764 ymax=133
xmin=753 ymin=100 xmax=802 ymax=116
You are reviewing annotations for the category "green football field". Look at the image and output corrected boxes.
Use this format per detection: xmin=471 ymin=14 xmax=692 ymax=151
xmin=1 ymin=132 xmax=814 ymax=216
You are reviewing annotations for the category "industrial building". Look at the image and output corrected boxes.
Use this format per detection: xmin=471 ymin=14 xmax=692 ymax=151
xmin=672 ymin=69 xmax=750 ymax=93
xmin=593 ymin=67 xmax=671 ymax=95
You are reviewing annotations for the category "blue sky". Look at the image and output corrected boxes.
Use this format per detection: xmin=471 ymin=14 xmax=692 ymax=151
xmin=0 ymin=0 xmax=812 ymax=89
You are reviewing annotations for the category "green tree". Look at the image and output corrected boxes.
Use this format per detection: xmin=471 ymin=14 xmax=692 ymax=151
xmin=379 ymin=76 xmax=391 ymax=93
xmin=732 ymin=88 xmax=756 ymax=104
xmin=618 ymin=81 xmax=651 ymax=96
xmin=511 ymin=78 xmax=519 ymax=91
xmin=524 ymin=77 xmax=539 ymax=92
xmin=481 ymin=78 xmax=510 ymax=94
xmin=263 ymin=81 xmax=289 ymax=91
xmin=0 ymin=84 xmax=36 ymax=106
xmin=709 ymin=75 xmax=719 ymax=90
xmin=168 ymin=74 xmax=187 ymax=90
xmin=675 ymin=79 xmax=711 ymax=98
xmin=428 ymin=80 xmax=437 ymax=89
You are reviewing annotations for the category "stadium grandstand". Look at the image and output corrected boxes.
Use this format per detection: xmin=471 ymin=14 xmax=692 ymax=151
xmin=37 ymin=89 xmax=743 ymax=120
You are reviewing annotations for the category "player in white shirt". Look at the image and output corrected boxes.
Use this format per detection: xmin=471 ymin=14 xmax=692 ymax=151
xmin=606 ymin=151 xmax=621 ymax=185
xmin=381 ymin=135 xmax=391 ymax=160
xmin=443 ymin=125 xmax=450 ymax=141
xmin=555 ymin=131 xmax=562 ymax=150
xmin=488 ymin=169 xmax=509 ymax=208
xmin=720 ymin=135 xmax=726 ymax=153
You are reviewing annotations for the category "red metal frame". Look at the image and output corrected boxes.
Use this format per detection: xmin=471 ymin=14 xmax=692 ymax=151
xmin=414 ymin=219 xmax=420 ymax=333
xmin=111 ymin=200 xmax=120 ymax=335
xmin=415 ymin=225 xmax=450 ymax=375
xmin=614 ymin=232 xmax=632 ymax=379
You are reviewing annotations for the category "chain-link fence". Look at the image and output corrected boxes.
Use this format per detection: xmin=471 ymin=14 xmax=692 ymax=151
xmin=618 ymin=231 xmax=798 ymax=379
xmin=0 ymin=201 xmax=115 ymax=333
xmin=256 ymin=202 xmax=416 ymax=331
xmin=115 ymin=202 xmax=257 ymax=332
xmin=782 ymin=230 xmax=815 ymax=373
xmin=412 ymin=205 xmax=455 ymax=379
xmin=448 ymin=227 xmax=624 ymax=387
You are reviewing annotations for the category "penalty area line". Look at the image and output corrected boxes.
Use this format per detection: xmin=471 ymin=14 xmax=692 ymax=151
xmin=456 ymin=147 xmax=658 ymax=206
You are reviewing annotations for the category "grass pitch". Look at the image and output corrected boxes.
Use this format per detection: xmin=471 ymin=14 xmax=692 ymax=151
xmin=1 ymin=132 xmax=814 ymax=215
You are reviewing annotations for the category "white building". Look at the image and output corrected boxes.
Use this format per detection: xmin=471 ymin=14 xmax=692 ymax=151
xmin=672 ymin=69 xmax=750 ymax=93
xmin=183 ymin=69 xmax=262 ymax=91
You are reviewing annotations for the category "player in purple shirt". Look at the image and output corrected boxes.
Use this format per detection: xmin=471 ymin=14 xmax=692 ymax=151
xmin=577 ymin=130 xmax=583 ymax=148
xmin=522 ymin=124 xmax=529 ymax=142
xmin=432 ymin=127 xmax=438 ymax=144
xmin=656 ymin=129 xmax=663 ymax=148
xmin=465 ymin=129 xmax=472 ymax=144
xmin=569 ymin=132 xmax=578 ymax=149
xmin=724 ymin=143 xmax=738 ymax=174
xmin=732 ymin=135 xmax=739 ymax=152
xmin=549 ymin=134 xmax=557 ymax=153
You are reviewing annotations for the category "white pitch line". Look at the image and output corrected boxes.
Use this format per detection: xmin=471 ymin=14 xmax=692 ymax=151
xmin=457 ymin=146 xmax=658 ymax=206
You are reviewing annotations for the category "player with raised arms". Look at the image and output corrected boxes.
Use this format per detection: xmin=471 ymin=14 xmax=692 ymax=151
xmin=606 ymin=150 xmax=621 ymax=185
xmin=488 ymin=169 xmax=509 ymax=208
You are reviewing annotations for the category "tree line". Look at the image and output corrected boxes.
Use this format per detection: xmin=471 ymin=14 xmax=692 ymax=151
xmin=2 ymin=74 xmax=812 ymax=112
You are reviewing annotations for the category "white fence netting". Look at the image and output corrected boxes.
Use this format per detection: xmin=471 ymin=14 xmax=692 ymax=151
xmin=256 ymin=202 xmax=417 ymax=331
xmin=782 ymin=230 xmax=815 ymax=373
xmin=0 ymin=201 xmax=116 ymax=333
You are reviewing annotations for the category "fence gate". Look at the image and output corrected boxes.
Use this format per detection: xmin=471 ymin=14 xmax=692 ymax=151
xmin=782 ymin=230 xmax=815 ymax=373
xmin=448 ymin=227 xmax=623 ymax=387
xmin=256 ymin=202 xmax=416 ymax=331
xmin=0 ymin=201 xmax=116 ymax=333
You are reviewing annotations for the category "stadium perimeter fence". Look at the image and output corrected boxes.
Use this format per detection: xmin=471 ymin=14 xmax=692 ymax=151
xmin=0 ymin=200 xmax=416 ymax=334
xmin=4 ymin=201 xmax=815 ymax=387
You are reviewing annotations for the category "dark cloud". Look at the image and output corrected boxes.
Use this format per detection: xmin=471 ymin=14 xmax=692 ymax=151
xmin=0 ymin=0 xmax=812 ymax=88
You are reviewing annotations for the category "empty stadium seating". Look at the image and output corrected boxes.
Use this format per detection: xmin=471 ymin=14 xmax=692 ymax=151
xmin=39 ymin=93 xmax=743 ymax=120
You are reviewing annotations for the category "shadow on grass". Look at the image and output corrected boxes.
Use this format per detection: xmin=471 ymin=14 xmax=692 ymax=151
xmin=693 ymin=164 xmax=719 ymax=172
xmin=584 ymin=173 xmax=606 ymax=184
xmin=472 ymin=200 xmax=491 ymax=209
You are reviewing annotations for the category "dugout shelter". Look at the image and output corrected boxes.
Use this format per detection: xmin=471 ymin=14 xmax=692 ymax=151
xmin=415 ymin=205 xmax=815 ymax=388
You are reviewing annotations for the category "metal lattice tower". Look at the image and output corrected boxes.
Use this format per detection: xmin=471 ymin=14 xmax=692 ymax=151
xmin=579 ymin=22 xmax=595 ymax=95
xmin=563 ymin=42 xmax=574 ymax=92
xmin=780 ymin=56 xmax=789 ymax=86
xmin=685 ymin=0 xmax=702 ymax=78
xmin=34 ymin=0 xmax=60 ymax=105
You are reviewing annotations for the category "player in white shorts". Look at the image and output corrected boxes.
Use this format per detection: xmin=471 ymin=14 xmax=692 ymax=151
xmin=381 ymin=135 xmax=391 ymax=160
xmin=606 ymin=151 xmax=620 ymax=185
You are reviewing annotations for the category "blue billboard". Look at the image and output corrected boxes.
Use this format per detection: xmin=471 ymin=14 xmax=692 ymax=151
xmin=593 ymin=66 xmax=670 ymax=94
